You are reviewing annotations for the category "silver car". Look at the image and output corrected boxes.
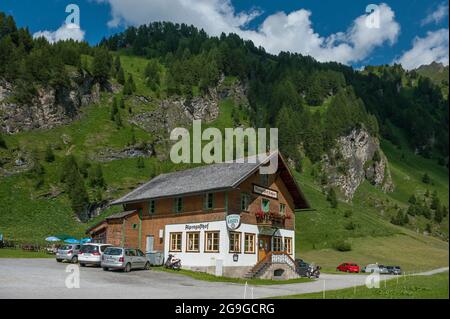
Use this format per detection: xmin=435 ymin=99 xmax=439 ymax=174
xmin=79 ymin=243 xmax=111 ymax=267
xmin=56 ymin=244 xmax=81 ymax=263
xmin=101 ymin=247 xmax=150 ymax=272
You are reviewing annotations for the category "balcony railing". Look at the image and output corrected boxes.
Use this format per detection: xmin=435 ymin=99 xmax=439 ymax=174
xmin=255 ymin=211 xmax=289 ymax=227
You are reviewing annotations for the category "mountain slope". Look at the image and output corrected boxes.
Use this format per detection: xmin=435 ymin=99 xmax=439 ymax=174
xmin=0 ymin=14 xmax=448 ymax=271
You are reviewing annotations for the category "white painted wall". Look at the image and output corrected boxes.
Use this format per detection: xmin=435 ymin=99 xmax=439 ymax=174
xmin=164 ymin=221 xmax=295 ymax=268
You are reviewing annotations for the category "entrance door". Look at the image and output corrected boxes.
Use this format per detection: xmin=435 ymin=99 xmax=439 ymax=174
xmin=146 ymin=235 xmax=154 ymax=253
xmin=258 ymin=235 xmax=271 ymax=262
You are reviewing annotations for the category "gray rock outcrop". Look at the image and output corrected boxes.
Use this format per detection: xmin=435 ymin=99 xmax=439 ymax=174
xmin=323 ymin=128 xmax=394 ymax=200
xmin=0 ymin=72 xmax=100 ymax=133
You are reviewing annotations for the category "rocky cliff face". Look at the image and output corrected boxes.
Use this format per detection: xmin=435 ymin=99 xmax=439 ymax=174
xmin=0 ymin=72 xmax=101 ymax=133
xmin=322 ymin=128 xmax=394 ymax=201
xmin=129 ymin=77 xmax=249 ymax=158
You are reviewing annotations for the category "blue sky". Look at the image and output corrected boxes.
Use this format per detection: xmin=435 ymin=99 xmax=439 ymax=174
xmin=1 ymin=0 xmax=448 ymax=69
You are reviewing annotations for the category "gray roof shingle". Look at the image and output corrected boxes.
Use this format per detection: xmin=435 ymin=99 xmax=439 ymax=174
xmin=106 ymin=210 xmax=137 ymax=219
xmin=112 ymin=153 xmax=276 ymax=205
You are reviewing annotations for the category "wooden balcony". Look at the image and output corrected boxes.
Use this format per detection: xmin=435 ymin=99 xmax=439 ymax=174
xmin=255 ymin=211 xmax=288 ymax=228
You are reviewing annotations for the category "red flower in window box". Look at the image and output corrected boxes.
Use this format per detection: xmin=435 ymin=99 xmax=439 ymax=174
xmin=255 ymin=210 xmax=265 ymax=220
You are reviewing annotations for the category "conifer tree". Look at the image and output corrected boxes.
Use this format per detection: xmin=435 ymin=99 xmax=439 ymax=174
xmin=137 ymin=157 xmax=145 ymax=169
xmin=44 ymin=144 xmax=55 ymax=162
xmin=88 ymin=163 xmax=106 ymax=189
xmin=430 ymin=191 xmax=440 ymax=210
xmin=111 ymin=97 xmax=118 ymax=121
xmin=0 ymin=133 xmax=6 ymax=149
xmin=114 ymin=112 xmax=122 ymax=128
xmin=92 ymin=47 xmax=112 ymax=84
xmin=327 ymin=188 xmax=338 ymax=208
xmin=61 ymin=155 xmax=90 ymax=222
xmin=117 ymin=66 xmax=125 ymax=85
xmin=119 ymin=97 xmax=125 ymax=109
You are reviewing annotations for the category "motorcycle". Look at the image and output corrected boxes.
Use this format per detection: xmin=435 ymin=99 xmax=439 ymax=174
xmin=164 ymin=254 xmax=181 ymax=270
xmin=305 ymin=265 xmax=321 ymax=279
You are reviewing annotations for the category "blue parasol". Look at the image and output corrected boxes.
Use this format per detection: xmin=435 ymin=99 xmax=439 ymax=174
xmin=80 ymin=238 xmax=92 ymax=244
xmin=64 ymin=238 xmax=80 ymax=244
xmin=45 ymin=236 xmax=61 ymax=242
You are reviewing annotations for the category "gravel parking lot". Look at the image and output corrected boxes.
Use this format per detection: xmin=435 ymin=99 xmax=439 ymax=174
xmin=0 ymin=259 xmax=447 ymax=299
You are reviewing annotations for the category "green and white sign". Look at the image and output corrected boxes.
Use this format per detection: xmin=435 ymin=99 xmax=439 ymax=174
xmin=226 ymin=214 xmax=241 ymax=231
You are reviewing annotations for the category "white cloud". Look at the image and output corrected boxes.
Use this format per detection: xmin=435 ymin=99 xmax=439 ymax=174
xmin=394 ymin=29 xmax=449 ymax=70
xmin=95 ymin=0 xmax=260 ymax=34
xmin=33 ymin=23 xmax=85 ymax=43
xmin=96 ymin=0 xmax=400 ymax=65
xmin=421 ymin=2 xmax=449 ymax=26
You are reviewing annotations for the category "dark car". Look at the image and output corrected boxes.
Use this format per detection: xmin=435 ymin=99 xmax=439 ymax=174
xmin=378 ymin=265 xmax=390 ymax=274
xmin=386 ymin=266 xmax=402 ymax=275
xmin=295 ymin=259 xmax=310 ymax=277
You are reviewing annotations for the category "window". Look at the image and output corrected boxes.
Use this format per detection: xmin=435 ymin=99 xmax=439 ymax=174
xmin=273 ymin=236 xmax=283 ymax=251
xmin=132 ymin=223 xmax=138 ymax=229
xmin=126 ymin=249 xmax=136 ymax=256
xmin=100 ymin=245 xmax=110 ymax=252
xmin=284 ymin=237 xmax=292 ymax=254
xmin=186 ymin=232 xmax=200 ymax=252
xmin=279 ymin=203 xmax=286 ymax=216
xmin=136 ymin=249 xmax=144 ymax=256
xmin=204 ymin=193 xmax=214 ymax=210
xmin=244 ymin=233 xmax=256 ymax=254
xmin=261 ymin=198 xmax=270 ymax=213
xmin=169 ymin=232 xmax=182 ymax=252
xmin=260 ymin=174 xmax=269 ymax=186
xmin=241 ymin=193 xmax=250 ymax=211
xmin=149 ymin=200 xmax=156 ymax=214
xmin=205 ymin=231 xmax=220 ymax=252
xmin=174 ymin=197 xmax=183 ymax=213
xmin=229 ymin=232 xmax=241 ymax=253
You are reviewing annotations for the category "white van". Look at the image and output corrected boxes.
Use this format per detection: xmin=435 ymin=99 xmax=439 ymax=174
xmin=78 ymin=243 xmax=111 ymax=267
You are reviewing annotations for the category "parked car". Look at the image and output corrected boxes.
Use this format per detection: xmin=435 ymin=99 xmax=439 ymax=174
xmin=295 ymin=259 xmax=310 ymax=277
xmin=362 ymin=264 xmax=390 ymax=274
xmin=336 ymin=262 xmax=360 ymax=273
xmin=386 ymin=266 xmax=402 ymax=275
xmin=101 ymin=247 xmax=150 ymax=272
xmin=78 ymin=243 xmax=111 ymax=267
xmin=56 ymin=244 xmax=81 ymax=263
xmin=363 ymin=264 xmax=378 ymax=273
xmin=378 ymin=265 xmax=390 ymax=274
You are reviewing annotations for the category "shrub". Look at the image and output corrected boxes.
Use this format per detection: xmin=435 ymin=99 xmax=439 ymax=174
xmin=44 ymin=144 xmax=55 ymax=162
xmin=391 ymin=210 xmax=409 ymax=226
xmin=408 ymin=194 xmax=416 ymax=204
xmin=0 ymin=133 xmax=7 ymax=149
xmin=137 ymin=157 xmax=145 ymax=169
xmin=343 ymin=210 xmax=353 ymax=218
xmin=422 ymin=173 xmax=431 ymax=184
xmin=327 ymin=188 xmax=338 ymax=208
xmin=333 ymin=240 xmax=352 ymax=252
xmin=344 ymin=221 xmax=356 ymax=230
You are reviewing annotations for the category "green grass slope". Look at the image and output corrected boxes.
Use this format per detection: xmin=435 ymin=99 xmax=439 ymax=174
xmin=273 ymin=271 xmax=449 ymax=299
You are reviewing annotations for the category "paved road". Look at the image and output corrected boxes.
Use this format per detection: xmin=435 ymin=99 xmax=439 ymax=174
xmin=0 ymin=259 xmax=447 ymax=299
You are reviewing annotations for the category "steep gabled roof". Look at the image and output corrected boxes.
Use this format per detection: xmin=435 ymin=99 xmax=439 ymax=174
xmin=112 ymin=152 xmax=310 ymax=209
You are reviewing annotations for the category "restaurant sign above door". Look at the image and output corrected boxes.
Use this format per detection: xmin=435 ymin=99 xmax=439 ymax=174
xmin=253 ymin=184 xmax=278 ymax=199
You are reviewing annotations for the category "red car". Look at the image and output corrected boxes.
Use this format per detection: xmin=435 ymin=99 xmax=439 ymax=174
xmin=336 ymin=262 xmax=360 ymax=273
